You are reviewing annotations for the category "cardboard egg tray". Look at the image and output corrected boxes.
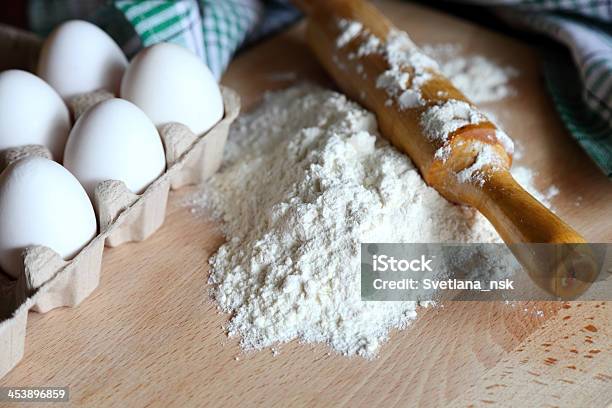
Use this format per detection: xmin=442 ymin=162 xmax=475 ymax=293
xmin=0 ymin=86 xmax=240 ymax=379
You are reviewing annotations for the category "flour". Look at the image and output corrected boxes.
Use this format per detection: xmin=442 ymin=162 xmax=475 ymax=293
xmin=495 ymin=130 xmax=515 ymax=157
xmin=420 ymin=100 xmax=485 ymax=143
xmin=336 ymin=19 xmax=363 ymax=48
xmin=377 ymin=32 xmax=434 ymax=110
xmin=422 ymin=43 xmax=518 ymax=103
xmin=375 ymin=68 xmax=426 ymax=110
xmin=357 ymin=34 xmax=381 ymax=57
xmin=375 ymin=69 xmax=409 ymax=97
xmin=336 ymin=21 xmax=435 ymax=110
xmin=419 ymin=100 xmax=509 ymax=185
xmin=510 ymin=166 xmax=559 ymax=207
xmin=385 ymin=30 xmax=439 ymax=72
xmin=457 ymin=142 xmax=506 ymax=186
xmin=186 ymin=85 xmax=552 ymax=357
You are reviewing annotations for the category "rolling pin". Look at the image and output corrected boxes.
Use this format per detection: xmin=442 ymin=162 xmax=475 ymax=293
xmin=293 ymin=0 xmax=597 ymax=298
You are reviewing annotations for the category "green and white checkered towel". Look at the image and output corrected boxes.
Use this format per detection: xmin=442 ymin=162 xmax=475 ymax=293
xmin=27 ymin=0 xmax=612 ymax=177
xmin=114 ymin=0 xmax=264 ymax=79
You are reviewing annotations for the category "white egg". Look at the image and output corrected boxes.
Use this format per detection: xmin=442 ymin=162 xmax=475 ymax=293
xmin=0 ymin=156 xmax=97 ymax=278
xmin=120 ymin=42 xmax=223 ymax=135
xmin=37 ymin=20 xmax=128 ymax=100
xmin=0 ymin=70 xmax=70 ymax=161
xmin=63 ymin=98 xmax=166 ymax=198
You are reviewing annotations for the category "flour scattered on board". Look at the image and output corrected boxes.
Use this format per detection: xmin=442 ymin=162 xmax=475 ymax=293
xmin=511 ymin=166 xmax=559 ymax=207
xmin=422 ymin=43 xmax=519 ymax=103
xmin=187 ymin=85 xmax=552 ymax=358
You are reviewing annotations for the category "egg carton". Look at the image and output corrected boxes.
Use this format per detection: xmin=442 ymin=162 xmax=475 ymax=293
xmin=0 ymin=86 xmax=240 ymax=379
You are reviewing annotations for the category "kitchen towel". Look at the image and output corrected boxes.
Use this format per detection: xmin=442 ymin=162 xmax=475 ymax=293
xmin=27 ymin=0 xmax=611 ymax=177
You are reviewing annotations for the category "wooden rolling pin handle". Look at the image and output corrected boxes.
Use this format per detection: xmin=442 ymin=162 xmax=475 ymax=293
xmin=472 ymin=170 xmax=585 ymax=245
xmin=468 ymin=169 xmax=596 ymax=298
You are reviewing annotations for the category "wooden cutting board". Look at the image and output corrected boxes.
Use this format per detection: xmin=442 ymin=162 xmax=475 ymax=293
xmin=1 ymin=1 xmax=610 ymax=407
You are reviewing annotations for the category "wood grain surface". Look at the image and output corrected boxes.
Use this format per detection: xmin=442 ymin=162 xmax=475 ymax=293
xmin=1 ymin=1 xmax=610 ymax=407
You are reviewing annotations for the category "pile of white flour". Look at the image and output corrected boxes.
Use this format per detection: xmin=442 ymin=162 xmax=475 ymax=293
xmin=186 ymin=85 xmax=547 ymax=357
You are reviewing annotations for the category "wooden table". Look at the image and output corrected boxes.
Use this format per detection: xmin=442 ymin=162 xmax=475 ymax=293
xmin=1 ymin=2 xmax=610 ymax=407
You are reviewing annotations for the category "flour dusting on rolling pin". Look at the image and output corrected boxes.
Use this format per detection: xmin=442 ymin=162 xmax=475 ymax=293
xmin=334 ymin=17 xmax=514 ymax=186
